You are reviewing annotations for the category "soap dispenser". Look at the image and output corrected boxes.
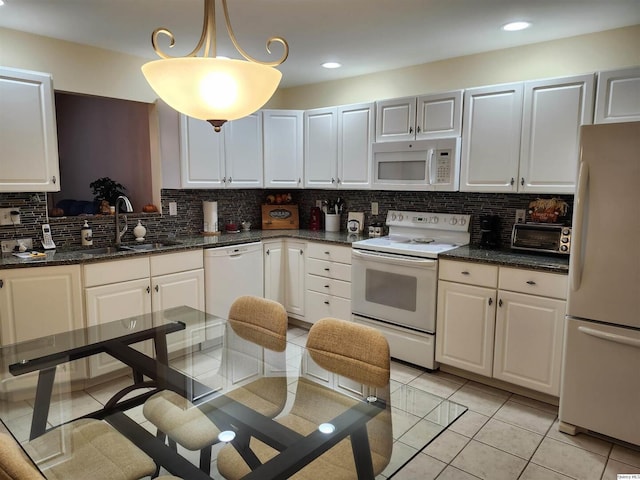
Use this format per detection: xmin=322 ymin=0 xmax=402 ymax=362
xmin=81 ymin=220 xmax=93 ymax=246
xmin=133 ymin=220 xmax=147 ymax=242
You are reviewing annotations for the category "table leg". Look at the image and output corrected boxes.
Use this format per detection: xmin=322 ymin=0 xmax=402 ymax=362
xmin=350 ymin=426 xmax=375 ymax=479
xmin=29 ymin=367 xmax=56 ymax=440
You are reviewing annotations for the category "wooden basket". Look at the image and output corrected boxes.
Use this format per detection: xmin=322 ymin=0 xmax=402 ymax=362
xmin=261 ymin=205 xmax=299 ymax=230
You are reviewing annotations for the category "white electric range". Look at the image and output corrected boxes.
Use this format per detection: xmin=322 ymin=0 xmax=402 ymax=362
xmin=351 ymin=210 xmax=471 ymax=369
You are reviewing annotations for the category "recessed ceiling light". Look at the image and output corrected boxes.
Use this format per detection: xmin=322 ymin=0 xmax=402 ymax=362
xmin=321 ymin=62 xmax=342 ymax=69
xmin=502 ymin=21 xmax=532 ymax=32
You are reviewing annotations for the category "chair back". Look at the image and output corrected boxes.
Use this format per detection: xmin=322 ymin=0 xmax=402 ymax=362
xmin=306 ymin=318 xmax=390 ymax=388
xmin=0 ymin=434 xmax=44 ymax=480
xmin=227 ymin=296 xmax=288 ymax=352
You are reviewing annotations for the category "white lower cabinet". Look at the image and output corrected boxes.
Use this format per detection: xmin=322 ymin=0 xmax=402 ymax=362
xmin=304 ymin=242 xmax=352 ymax=324
xmin=84 ymin=250 xmax=204 ymax=378
xmin=263 ymin=239 xmax=305 ymax=319
xmin=436 ymin=260 xmax=567 ymax=396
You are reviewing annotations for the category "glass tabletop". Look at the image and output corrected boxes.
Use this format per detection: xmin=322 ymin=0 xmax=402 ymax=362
xmin=0 ymin=306 xmax=467 ymax=479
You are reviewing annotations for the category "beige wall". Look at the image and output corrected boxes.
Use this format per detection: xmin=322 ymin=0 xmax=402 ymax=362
xmin=2 ymin=24 xmax=637 ymax=109
xmin=280 ymin=25 xmax=640 ymax=109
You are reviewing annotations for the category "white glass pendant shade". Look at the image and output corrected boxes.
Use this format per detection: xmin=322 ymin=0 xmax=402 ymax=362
xmin=143 ymin=57 xmax=282 ymax=126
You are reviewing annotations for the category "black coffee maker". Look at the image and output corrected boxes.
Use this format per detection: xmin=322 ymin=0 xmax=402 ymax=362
xmin=479 ymin=215 xmax=501 ymax=249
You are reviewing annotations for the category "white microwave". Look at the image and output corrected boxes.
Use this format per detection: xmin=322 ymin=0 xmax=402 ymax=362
xmin=372 ymin=137 xmax=461 ymax=191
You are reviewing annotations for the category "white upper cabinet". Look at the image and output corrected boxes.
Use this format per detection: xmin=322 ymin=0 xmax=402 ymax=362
xmin=461 ymin=83 xmax=524 ymax=192
xmin=180 ymin=113 xmax=263 ymax=189
xmin=304 ymin=102 xmax=374 ymax=189
xmin=0 ymin=67 xmax=60 ymax=192
xmin=594 ymin=66 xmax=640 ymax=124
xmin=462 ymin=75 xmax=594 ymax=194
xmin=519 ymin=74 xmax=595 ymax=193
xmin=375 ymin=91 xmax=462 ymax=142
xmin=263 ymin=109 xmax=304 ymax=188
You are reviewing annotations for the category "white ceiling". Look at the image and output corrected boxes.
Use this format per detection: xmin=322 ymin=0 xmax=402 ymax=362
xmin=1 ymin=0 xmax=638 ymax=88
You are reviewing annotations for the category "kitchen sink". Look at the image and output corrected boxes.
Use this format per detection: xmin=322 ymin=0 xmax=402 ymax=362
xmin=80 ymin=246 xmax=128 ymax=255
xmin=120 ymin=241 xmax=181 ymax=251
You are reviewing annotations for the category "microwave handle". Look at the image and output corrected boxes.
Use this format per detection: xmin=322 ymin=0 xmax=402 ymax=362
xmin=352 ymin=249 xmax=437 ymax=268
xmin=427 ymin=148 xmax=434 ymax=185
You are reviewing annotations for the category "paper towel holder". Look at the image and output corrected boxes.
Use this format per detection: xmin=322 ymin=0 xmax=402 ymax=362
xmin=202 ymin=201 xmax=221 ymax=235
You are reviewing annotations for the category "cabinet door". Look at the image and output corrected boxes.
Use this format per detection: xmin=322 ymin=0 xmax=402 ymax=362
xmin=375 ymin=96 xmax=416 ymax=142
xmin=304 ymin=107 xmax=338 ymax=188
xmin=594 ymin=66 xmax=640 ymax=124
xmin=263 ymin=110 xmax=304 ymax=188
xmin=494 ymin=291 xmax=565 ymax=396
xmin=0 ymin=265 xmax=83 ymax=345
xmin=152 ymin=269 xmax=205 ymax=353
xmin=263 ymin=240 xmax=285 ymax=304
xmin=460 ymin=83 xmax=523 ymax=192
xmin=338 ymin=102 xmax=374 ymax=189
xmin=519 ymin=74 xmax=595 ymax=194
xmin=436 ymin=280 xmax=496 ymax=376
xmin=416 ymin=90 xmax=463 ymax=140
xmin=85 ymin=278 xmax=152 ymax=377
xmin=180 ymin=115 xmax=225 ymax=188
xmin=0 ymin=67 xmax=60 ymax=192
xmin=225 ymin=112 xmax=263 ymax=188
xmin=285 ymin=241 xmax=305 ymax=317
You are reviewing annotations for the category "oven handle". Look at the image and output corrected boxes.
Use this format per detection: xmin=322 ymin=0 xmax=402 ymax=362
xmin=352 ymin=249 xmax=437 ymax=267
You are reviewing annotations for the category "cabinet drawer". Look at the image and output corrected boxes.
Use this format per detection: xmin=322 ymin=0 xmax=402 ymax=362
xmin=306 ymin=274 xmax=351 ymax=299
xmin=439 ymin=260 xmax=498 ymax=288
xmin=150 ymin=249 xmax=203 ymax=276
xmin=305 ymin=290 xmax=351 ymax=324
xmin=306 ymin=258 xmax=351 ymax=281
xmin=84 ymin=257 xmax=150 ymax=287
xmin=499 ymin=267 xmax=568 ymax=299
xmin=307 ymin=242 xmax=352 ymax=264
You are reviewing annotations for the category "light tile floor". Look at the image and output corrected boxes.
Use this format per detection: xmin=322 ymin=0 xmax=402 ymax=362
xmin=3 ymin=326 xmax=638 ymax=480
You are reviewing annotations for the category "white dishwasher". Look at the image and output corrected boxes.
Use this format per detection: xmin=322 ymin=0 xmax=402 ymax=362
xmin=204 ymin=242 xmax=264 ymax=318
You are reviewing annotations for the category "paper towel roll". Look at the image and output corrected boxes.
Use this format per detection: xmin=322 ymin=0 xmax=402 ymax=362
xmin=203 ymin=201 xmax=218 ymax=233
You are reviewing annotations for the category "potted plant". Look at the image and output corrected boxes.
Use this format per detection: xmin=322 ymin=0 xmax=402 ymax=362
xmin=89 ymin=177 xmax=127 ymax=213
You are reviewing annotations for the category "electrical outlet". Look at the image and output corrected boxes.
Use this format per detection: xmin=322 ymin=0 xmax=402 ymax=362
xmin=0 ymin=207 xmax=20 ymax=226
xmin=371 ymin=202 xmax=379 ymax=215
xmin=515 ymin=209 xmax=526 ymax=224
xmin=1 ymin=238 xmax=33 ymax=253
xmin=169 ymin=202 xmax=177 ymax=216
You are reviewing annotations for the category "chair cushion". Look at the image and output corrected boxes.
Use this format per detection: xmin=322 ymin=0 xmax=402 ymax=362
xmin=143 ymin=390 xmax=220 ymax=451
xmin=23 ymin=418 xmax=156 ymax=480
xmin=306 ymin=318 xmax=390 ymax=388
xmin=0 ymin=433 xmax=44 ymax=480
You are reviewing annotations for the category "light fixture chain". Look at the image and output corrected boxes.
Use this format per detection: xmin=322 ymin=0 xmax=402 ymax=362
xmin=221 ymin=0 xmax=289 ymax=66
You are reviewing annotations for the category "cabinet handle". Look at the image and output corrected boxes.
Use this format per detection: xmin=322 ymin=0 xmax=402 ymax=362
xmin=155 ymin=285 xmax=159 ymax=292
xmin=222 ymin=176 xmax=227 ymax=183
xmin=324 ymin=301 xmax=330 ymax=305
xmin=526 ymin=280 xmax=536 ymax=285
xmin=337 ymin=178 xmax=341 ymax=184
xmin=228 ymin=177 xmax=232 ymax=183
xmin=146 ymin=286 xmax=151 ymax=294
xmin=416 ymin=125 xmax=421 ymax=134
xmin=488 ymin=297 xmax=493 ymax=305
xmin=324 ymin=285 xmax=330 ymax=288
xmin=0 ymin=279 xmax=3 ymax=288
xmin=324 ymin=268 xmax=330 ymax=271
xmin=409 ymin=126 xmax=413 ymax=134
xmin=298 ymin=178 xmax=301 ymax=184
xmin=461 ymin=271 xmax=470 ymax=275
xmin=52 ymin=176 xmax=57 ymax=184
xmin=331 ymin=178 xmax=335 ymax=184
xmin=510 ymin=177 xmax=515 ymax=186
xmin=266 ymin=249 xmax=270 ymax=255
xmin=499 ymin=299 xmax=503 ymax=307
xmin=299 ymin=249 xmax=303 ymax=255
xmin=520 ymin=177 xmax=525 ymax=186
xmin=324 ymin=251 xmax=330 ymax=255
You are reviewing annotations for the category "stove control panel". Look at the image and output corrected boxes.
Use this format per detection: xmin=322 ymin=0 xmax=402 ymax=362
xmin=386 ymin=211 xmax=471 ymax=231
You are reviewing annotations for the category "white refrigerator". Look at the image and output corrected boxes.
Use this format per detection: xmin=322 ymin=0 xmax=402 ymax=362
xmin=559 ymin=121 xmax=640 ymax=446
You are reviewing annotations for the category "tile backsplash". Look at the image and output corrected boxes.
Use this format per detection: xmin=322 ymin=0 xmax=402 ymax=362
xmin=0 ymin=190 xmax=573 ymax=250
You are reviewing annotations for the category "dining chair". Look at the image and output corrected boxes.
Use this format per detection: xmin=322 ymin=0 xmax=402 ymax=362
xmin=216 ymin=317 xmax=393 ymax=480
xmin=0 ymin=419 xmax=157 ymax=480
xmin=143 ymin=295 xmax=289 ymax=475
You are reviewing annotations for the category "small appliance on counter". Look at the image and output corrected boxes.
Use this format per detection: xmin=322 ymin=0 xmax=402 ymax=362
xmin=511 ymin=222 xmax=571 ymax=255
xmin=368 ymin=222 xmax=384 ymax=237
xmin=309 ymin=207 xmax=321 ymax=231
xmin=479 ymin=215 xmax=500 ymax=249
xmin=347 ymin=212 xmax=364 ymax=233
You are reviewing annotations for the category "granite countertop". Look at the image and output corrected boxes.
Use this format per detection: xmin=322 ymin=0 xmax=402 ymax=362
xmin=441 ymin=245 xmax=569 ymax=274
xmin=0 ymin=231 xmax=568 ymax=273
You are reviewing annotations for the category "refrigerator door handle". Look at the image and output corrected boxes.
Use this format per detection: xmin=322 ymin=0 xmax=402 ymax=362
xmin=578 ymin=326 xmax=640 ymax=349
xmin=571 ymin=161 xmax=589 ymax=292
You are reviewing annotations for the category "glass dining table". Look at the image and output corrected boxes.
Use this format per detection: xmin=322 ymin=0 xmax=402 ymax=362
xmin=0 ymin=306 xmax=467 ymax=479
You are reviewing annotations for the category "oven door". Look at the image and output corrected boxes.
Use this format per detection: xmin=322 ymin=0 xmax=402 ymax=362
xmin=351 ymin=249 xmax=438 ymax=332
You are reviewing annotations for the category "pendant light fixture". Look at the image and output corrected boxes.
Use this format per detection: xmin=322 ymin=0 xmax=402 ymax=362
xmin=142 ymin=0 xmax=288 ymax=132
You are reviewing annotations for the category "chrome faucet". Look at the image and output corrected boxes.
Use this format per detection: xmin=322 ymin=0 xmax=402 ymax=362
xmin=114 ymin=195 xmax=133 ymax=245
